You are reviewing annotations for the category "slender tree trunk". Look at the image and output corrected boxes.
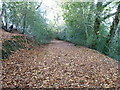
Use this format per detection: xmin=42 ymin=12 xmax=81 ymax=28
xmin=107 ymin=4 xmax=120 ymax=43
xmin=94 ymin=2 xmax=103 ymax=35
xmin=94 ymin=2 xmax=113 ymax=35
xmin=0 ymin=3 xmax=6 ymax=28
xmin=92 ymin=2 xmax=103 ymax=48
xmin=22 ymin=3 xmax=27 ymax=34
xmin=22 ymin=14 xmax=26 ymax=34
xmin=103 ymin=4 xmax=120 ymax=54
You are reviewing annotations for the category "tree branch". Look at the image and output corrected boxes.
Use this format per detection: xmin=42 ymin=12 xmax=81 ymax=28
xmin=103 ymin=12 xmax=119 ymax=20
xmin=0 ymin=10 xmax=3 ymax=18
xmin=103 ymin=2 xmax=112 ymax=8
xmin=36 ymin=2 xmax=43 ymax=10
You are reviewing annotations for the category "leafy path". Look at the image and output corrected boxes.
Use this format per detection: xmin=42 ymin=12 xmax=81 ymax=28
xmin=2 ymin=40 xmax=119 ymax=88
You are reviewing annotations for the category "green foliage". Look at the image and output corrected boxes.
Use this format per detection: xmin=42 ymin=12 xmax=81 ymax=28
xmin=59 ymin=2 xmax=120 ymax=61
xmin=1 ymin=1 xmax=119 ymax=61
xmin=95 ymin=24 xmax=109 ymax=53
xmin=60 ymin=2 xmax=95 ymax=46
xmin=2 ymin=2 xmax=54 ymax=44
xmin=2 ymin=39 xmax=24 ymax=59
xmin=107 ymin=31 xmax=120 ymax=61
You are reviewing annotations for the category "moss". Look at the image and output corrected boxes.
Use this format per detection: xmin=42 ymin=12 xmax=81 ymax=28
xmin=12 ymin=36 xmax=26 ymax=43
xmin=2 ymin=38 xmax=24 ymax=59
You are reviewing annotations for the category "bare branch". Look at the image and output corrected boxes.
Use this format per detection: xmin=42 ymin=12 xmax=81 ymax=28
xmin=103 ymin=12 xmax=119 ymax=20
xmin=0 ymin=10 xmax=3 ymax=18
xmin=103 ymin=2 xmax=112 ymax=8
xmin=103 ymin=4 xmax=120 ymax=20
xmin=36 ymin=1 xmax=43 ymax=10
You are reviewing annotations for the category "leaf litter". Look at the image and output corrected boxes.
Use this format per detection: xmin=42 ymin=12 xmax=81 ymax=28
xmin=2 ymin=40 xmax=119 ymax=88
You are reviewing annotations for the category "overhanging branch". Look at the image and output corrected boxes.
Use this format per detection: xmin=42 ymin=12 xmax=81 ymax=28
xmin=103 ymin=2 xmax=112 ymax=8
xmin=103 ymin=12 xmax=119 ymax=20
xmin=36 ymin=1 xmax=43 ymax=10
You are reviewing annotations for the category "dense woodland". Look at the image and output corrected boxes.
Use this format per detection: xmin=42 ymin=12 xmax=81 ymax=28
xmin=58 ymin=1 xmax=120 ymax=61
xmin=0 ymin=0 xmax=120 ymax=88
xmin=1 ymin=1 xmax=119 ymax=61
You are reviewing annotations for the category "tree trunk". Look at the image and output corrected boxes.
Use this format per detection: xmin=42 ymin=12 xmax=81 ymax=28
xmin=22 ymin=14 xmax=26 ymax=34
xmin=103 ymin=4 xmax=120 ymax=54
xmin=107 ymin=4 xmax=120 ymax=43
xmin=92 ymin=2 xmax=103 ymax=48
xmin=94 ymin=2 xmax=103 ymax=35
xmin=0 ymin=3 xmax=6 ymax=28
xmin=22 ymin=3 xmax=27 ymax=34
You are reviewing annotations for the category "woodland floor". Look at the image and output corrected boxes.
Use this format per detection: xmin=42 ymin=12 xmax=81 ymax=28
xmin=1 ymin=30 xmax=120 ymax=88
